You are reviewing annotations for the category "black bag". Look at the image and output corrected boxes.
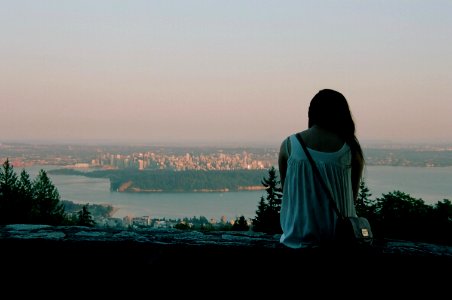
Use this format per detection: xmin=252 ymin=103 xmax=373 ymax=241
xmin=335 ymin=216 xmax=373 ymax=246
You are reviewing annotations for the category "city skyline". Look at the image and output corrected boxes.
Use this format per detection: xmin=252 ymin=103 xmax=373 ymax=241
xmin=1 ymin=1 xmax=452 ymax=147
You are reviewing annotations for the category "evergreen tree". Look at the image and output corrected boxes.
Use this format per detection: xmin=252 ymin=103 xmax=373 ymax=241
xmin=252 ymin=196 xmax=268 ymax=232
xmin=0 ymin=159 xmax=18 ymax=192
xmin=17 ymin=169 xmax=34 ymax=223
xmin=77 ymin=204 xmax=96 ymax=227
xmin=252 ymin=166 xmax=282 ymax=234
xmin=356 ymin=179 xmax=375 ymax=217
xmin=32 ymin=169 xmax=66 ymax=225
xmin=0 ymin=159 xmax=19 ymax=224
xmin=262 ymin=166 xmax=283 ymax=212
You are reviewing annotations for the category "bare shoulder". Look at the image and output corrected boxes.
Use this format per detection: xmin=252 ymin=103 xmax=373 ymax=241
xmin=279 ymin=135 xmax=293 ymax=158
xmin=279 ymin=137 xmax=288 ymax=156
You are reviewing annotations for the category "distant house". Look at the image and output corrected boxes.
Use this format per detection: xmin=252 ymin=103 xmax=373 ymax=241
xmin=132 ymin=216 xmax=151 ymax=227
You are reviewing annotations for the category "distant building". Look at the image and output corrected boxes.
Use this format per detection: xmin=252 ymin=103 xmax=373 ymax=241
xmin=73 ymin=163 xmax=90 ymax=168
xmin=132 ymin=216 xmax=151 ymax=226
xmin=122 ymin=216 xmax=133 ymax=226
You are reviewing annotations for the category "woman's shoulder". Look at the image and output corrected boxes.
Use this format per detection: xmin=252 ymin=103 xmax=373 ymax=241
xmin=281 ymin=131 xmax=307 ymax=155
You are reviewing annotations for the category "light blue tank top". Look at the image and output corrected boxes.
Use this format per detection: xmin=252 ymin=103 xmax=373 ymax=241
xmin=279 ymin=134 xmax=357 ymax=248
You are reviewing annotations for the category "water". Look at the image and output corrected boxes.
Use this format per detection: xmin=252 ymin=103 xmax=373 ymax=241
xmin=363 ymin=166 xmax=452 ymax=203
xmin=18 ymin=165 xmax=452 ymax=221
xmin=21 ymin=165 xmax=264 ymax=221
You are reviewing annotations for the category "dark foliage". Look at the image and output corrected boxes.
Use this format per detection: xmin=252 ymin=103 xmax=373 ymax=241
xmin=174 ymin=222 xmax=191 ymax=230
xmin=252 ymin=166 xmax=282 ymax=234
xmin=356 ymin=180 xmax=373 ymax=217
xmin=0 ymin=159 xmax=67 ymax=225
xmin=231 ymin=215 xmax=250 ymax=231
xmin=0 ymin=159 xmax=19 ymax=224
xmin=62 ymin=200 xmax=115 ymax=218
xmin=357 ymin=182 xmax=452 ymax=245
xmin=32 ymin=170 xmax=66 ymax=225
xmin=76 ymin=204 xmax=96 ymax=227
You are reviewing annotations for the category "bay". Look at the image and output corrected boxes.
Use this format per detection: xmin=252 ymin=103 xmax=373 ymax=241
xmin=21 ymin=165 xmax=264 ymax=222
xmin=19 ymin=165 xmax=452 ymax=222
xmin=363 ymin=166 xmax=452 ymax=203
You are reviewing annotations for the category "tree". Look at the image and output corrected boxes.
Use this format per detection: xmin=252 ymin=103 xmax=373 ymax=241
xmin=430 ymin=199 xmax=452 ymax=244
xmin=262 ymin=166 xmax=283 ymax=212
xmin=252 ymin=166 xmax=283 ymax=234
xmin=174 ymin=222 xmax=191 ymax=230
xmin=0 ymin=161 xmax=72 ymax=225
xmin=32 ymin=170 xmax=66 ymax=225
xmin=231 ymin=215 xmax=249 ymax=231
xmin=373 ymin=190 xmax=432 ymax=241
xmin=0 ymin=159 xmax=19 ymax=224
xmin=433 ymin=199 xmax=452 ymax=223
xmin=0 ymin=159 xmax=18 ymax=193
xmin=16 ymin=169 xmax=34 ymax=223
xmin=76 ymin=204 xmax=96 ymax=227
xmin=252 ymin=196 xmax=268 ymax=232
xmin=355 ymin=180 xmax=376 ymax=218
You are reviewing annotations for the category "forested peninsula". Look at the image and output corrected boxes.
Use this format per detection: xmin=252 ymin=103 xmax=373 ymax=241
xmin=48 ymin=169 xmax=268 ymax=193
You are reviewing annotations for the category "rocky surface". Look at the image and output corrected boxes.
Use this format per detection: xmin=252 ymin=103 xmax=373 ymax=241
xmin=2 ymin=224 xmax=451 ymax=255
xmin=1 ymin=224 xmax=451 ymax=281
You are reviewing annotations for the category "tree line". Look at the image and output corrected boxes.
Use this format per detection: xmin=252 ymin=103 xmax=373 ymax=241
xmin=355 ymin=183 xmax=452 ymax=245
xmin=0 ymin=159 xmax=95 ymax=227
xmin=2 ymin=158 xmax=451 ymax=245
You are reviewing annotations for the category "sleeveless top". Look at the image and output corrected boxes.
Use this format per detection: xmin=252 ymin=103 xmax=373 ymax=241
xmin=279 ymin=134 xmax=357 ymax=248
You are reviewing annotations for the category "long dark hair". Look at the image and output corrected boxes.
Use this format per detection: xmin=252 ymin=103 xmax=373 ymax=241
xmin=308 ymin=89 xmax=364 ymax=161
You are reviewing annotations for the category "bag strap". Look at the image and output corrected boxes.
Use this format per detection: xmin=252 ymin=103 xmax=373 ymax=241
xmin=295 ymin=133 xmax=344 ymax=219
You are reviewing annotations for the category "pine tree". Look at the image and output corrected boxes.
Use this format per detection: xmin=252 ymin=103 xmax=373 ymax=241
xmin=32 ymin=169 xmax=66 ymax=225
xmin=17 ymin=169 xmax=34 ymax=223
xmin=77 ymin=204 xmax=96 ymax=227
xmin=252 ymin=196 xmax=268 ymax=232
xmin=262 ymin=166 xmax=282 ymax=213
xmin=252 ymin=166 xmax=283 ymax=234
xmin=356 ymin=180 xmax=375 ymax=218
xmin=0 ymin=159 xmax=19 ymax=224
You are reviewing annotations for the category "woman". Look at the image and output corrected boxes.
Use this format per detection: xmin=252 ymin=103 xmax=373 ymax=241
xmin=278 ymin=89 xmax=364 ymax=248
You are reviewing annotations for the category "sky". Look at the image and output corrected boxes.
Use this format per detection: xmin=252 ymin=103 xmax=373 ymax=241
xmin=1 ymin=1 xmax=451 ymax=147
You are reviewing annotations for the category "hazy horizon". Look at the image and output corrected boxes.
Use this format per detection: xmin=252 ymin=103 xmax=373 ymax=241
xmin=2 ymin=1 xmax=452 ymax=146
xmin=2 ymin=137 xmax=451 ymax=149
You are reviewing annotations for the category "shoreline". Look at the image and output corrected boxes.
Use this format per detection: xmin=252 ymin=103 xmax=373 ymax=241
xmin=115 ymin=187 xmax=266 ymax=193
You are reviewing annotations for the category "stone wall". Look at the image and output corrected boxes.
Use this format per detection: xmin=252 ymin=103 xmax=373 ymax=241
xmin=1 ymin=224 xmax=451 ymax=279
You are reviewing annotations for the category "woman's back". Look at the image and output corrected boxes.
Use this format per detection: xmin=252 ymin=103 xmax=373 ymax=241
xmin=279 ymin=127 xmax=357 ymax=248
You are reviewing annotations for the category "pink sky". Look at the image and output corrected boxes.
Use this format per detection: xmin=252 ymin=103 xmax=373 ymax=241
xmin=1 ymin=1 xmax=451 ymax=146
